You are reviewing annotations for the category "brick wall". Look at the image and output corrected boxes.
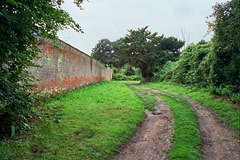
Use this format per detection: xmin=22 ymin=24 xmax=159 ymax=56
xmin=30 ymin=38 xmax=112 ymax=94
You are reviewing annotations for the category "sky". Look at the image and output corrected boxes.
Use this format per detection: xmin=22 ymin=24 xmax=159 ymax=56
xmin=57 ymin=0 xmax=227 ymax=55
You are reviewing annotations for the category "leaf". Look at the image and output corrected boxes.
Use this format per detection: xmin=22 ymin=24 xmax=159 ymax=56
xmin=11 ymin=125 xmax=16 ymax=138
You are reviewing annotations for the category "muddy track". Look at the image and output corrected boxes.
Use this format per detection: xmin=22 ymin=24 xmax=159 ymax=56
xmin=116 ymin=90 xmax=174 ymax=160
xmin=139 ymin=85 xmax=239 ymax=160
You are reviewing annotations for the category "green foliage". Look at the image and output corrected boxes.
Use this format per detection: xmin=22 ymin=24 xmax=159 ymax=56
xmin=153 ymin=1 xmax=240 ymax=101
xmin=209 ymin=0 xmax=240 ymax=88
xmin=1 ymin=81 xmax=147 ymax=159
xmin=116 ymin=26 xmax=184 ymax=78
xmin=209 ymin=85 xmax=240 ymax=103
xmin=172 ymin=40 xmax=212 ymax=87
xmin=154 ymin=40 xmax=212 ymax=85
xmin=152 ymin=61 xmax=178 ymax=81
xmin=112 ymin=64 xmax=143 ymax=81
xmin=91 ymin=39 xmax=120 ymax=67
xmin=116 ymin=26 xmax=157 ymax=78
xmin=0 ymin=0 xmax=84 ymax=137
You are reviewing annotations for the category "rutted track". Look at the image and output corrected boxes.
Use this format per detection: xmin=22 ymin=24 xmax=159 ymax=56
xmin=117 ymin=88 xmax=174 ymax=160
xmin=138 ymin=85 xmax=239 ymax=160
xmin=181 ymin=94 xmax=239 ymax=160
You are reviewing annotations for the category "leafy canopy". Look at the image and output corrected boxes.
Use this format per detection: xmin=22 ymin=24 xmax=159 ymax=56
xmin=91 ymin=39 xmax=120 ymax=67
xmin=116 ymin=26 xmax=184 ymax=78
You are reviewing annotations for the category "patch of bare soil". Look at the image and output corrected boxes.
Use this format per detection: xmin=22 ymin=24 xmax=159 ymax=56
xmin=116 ymin=92 xmax=174 ymax=160
xmin=143 ymin=86 xmax=239 ymax=160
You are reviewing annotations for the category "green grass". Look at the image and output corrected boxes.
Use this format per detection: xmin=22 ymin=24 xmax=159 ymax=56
xmin=0 ymin=81 xmax=147 ymax=160
xmin=143 ymin=81 xmax=240 ymax=134
xmin=159 ymin=94 xmax=202 ymax=160
xmin=128 ymin=84 xmax=157 ymax=111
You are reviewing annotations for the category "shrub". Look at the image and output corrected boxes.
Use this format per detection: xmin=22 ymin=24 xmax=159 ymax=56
xmin=112 ymin=64 xmax=143 ymax=81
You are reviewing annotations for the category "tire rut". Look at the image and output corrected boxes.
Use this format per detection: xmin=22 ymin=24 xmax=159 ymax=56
xmin=116 ymin=89 xmax=174 ymax=160
xmin=140 ymin=86 xmax=239 ymax=160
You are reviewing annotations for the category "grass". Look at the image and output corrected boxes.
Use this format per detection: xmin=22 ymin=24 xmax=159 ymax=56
xmin=143 ymin=81 xmax=240 ymax=134
xmin=159 ymin=94 xmax=202 ymax=160
xmin=128 ymin=84 xmax=157 ymax=111
xmin=132 ymin=84 xmax=202 ymax=159
xmin=0 ymin=81 xmax=147 ymax=160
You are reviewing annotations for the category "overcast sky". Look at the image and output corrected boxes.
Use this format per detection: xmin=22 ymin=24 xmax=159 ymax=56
xmin=57 ymin=0 xmax=227 ymax=55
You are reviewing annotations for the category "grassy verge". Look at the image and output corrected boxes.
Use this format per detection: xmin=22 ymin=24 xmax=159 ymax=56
xmin=0 ymin=81 xmax=147 ymax=160
xmin=143 ymin=81 xmax=240 ymax=134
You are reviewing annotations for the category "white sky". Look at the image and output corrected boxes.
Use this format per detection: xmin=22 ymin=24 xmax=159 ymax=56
xmin=57 ymin=0 xmax=227 ymax=55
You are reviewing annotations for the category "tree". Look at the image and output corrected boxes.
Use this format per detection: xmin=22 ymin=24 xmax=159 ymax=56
xmin=209 ymin=0 xmax=240 ymax=88
xmin=116 ymin=26 xmax=184 ymax=78
xmin=147 ymin=36 xmax=184 ymax=74
xmin=91 ymin=39 xmax=120 ymax=67
xmin=0 ymin=0 xmax=85 ymax=136
xmin=116 ymin=26 xmax=157 ymax=78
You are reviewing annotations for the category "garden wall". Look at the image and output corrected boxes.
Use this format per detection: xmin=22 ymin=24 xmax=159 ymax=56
xmin=30 ymin=38 xmax=112 ymax=94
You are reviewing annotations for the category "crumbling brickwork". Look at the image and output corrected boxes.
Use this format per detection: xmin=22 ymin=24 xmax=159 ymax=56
xmin=30 ymin=38 xmax=112 ymax=94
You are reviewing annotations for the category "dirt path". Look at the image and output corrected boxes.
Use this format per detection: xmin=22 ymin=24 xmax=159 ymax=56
xmin=140 ymin=86 xmax=239 ymax=160
xmin=184 ymin=95 xmax=239 ymax=160
xmin=116 ymin=91 xmax=174 ymax=160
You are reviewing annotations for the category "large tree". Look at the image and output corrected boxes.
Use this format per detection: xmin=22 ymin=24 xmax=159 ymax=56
xmin=91 ymin=39 xmax=120 ymax=67
xmin=0 ymin=0 xmax=85 ymax=135
xmin=116 ymin=26 xmax=184 ymax=78
xmin=116 ymin=26 xmax=157 ymax=78
xmin=147 ymin=35 xmax=184 ymax=74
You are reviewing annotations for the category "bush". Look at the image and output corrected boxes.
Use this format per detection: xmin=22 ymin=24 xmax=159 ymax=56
xmin=152 ymin=61 xmax=177 ymax=81
xmin=152 ymin=39 xmax=239 ymax=102
xmin=112 ymin=73 xmax=127 ymax=80
xmin=112 ymin=64 xmax=143 ymax=81
xmin=209 ymin=85 xmax=240 ymax=103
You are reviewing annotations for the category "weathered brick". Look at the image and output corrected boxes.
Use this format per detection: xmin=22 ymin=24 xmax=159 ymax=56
xmin=29 ymin=38 xmax=112 ymax=94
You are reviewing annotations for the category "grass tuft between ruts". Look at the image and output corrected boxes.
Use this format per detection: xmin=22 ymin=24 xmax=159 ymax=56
xmin=159 ymin=94 xmax=202 ymax=159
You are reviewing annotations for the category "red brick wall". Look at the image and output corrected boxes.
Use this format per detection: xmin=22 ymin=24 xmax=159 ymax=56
xmin=30 ymin=38 xmax=112 ymax=94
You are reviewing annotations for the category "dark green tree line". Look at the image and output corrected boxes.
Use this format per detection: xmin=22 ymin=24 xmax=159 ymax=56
xmin=92 ymin=27 xmax=184 ymax=79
